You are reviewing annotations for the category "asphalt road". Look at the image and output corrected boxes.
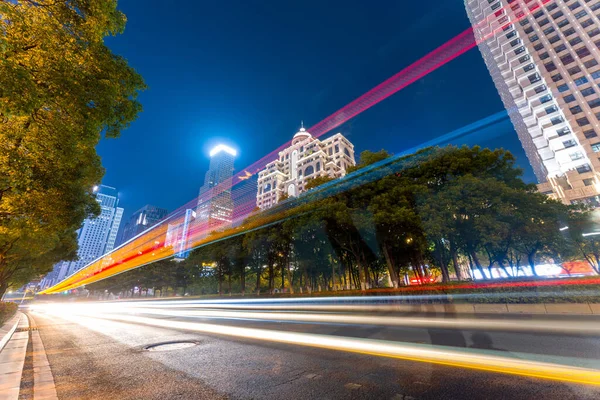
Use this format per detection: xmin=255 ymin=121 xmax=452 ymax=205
xmin=29 ymin=302 xmax=600 ymax=400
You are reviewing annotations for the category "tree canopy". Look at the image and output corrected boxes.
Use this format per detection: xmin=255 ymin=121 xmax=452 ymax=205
xmin=0 ymin=0 xmax=145 ymax=295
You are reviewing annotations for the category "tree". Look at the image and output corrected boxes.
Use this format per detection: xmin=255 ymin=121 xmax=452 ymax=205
xmin=305 ymin=176 xmax=333 ymax=190
xmin=0 ymin=1 xmax=145 ymax=295
xmin=568 ymin=207 xmax=600 ymax=274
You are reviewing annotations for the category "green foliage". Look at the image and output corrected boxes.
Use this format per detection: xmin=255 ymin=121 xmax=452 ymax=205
xmin=85 ymin=145 xmax=594 ymax=299
xmin=346 ymin=149 xmax=391 ymax=173
xmin=305 ymin=175 xmax=334 ymax=190
xmin=0 ymin=301 xmax=18 ymax=325
xmin=0 ymin=0 xmax=145 ymax=295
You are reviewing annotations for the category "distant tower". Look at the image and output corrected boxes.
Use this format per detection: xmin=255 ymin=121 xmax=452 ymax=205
xmin=465 ymin=0 xmax=600 ymax=206
xmin=42 ymin=185 xmax=124 ymax=288
xmin=120 ymin=205 xmax=169 ymax=245
xmin=196 ymin=144 xmax=237 ymax=236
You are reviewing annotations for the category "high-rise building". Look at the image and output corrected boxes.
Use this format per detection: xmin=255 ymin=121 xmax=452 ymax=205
xmin=196 ymin=144 xmax=236 ymax=234
xmin=256 ymin=126 xmax=356 ymax=210
xmin=465 ymin=0 xmax=600 ymax=206
xmin=40 ymin=185 xmax=123 ymax=289
xmin=120 ymin=205 xmax=169 ymax=245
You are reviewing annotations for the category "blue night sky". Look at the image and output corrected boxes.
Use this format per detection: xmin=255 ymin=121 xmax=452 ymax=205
xmin=98 ymin=0 xmax=536 ymax=221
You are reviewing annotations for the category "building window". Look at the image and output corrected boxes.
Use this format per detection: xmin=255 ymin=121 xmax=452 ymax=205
xmin=563 ymin=140 xmax=577 ymax=148
xmin=524 ymin=63 xmax=535 ymax=72
xmin=588 ymin=98 xmax=600 ymax=108
xmin=515 ymin=46 xmax=525 ymax=55
xmin=564 ymin=27 xmax=576 ymax=36
xmin=316 ymin=162 xmax=320 ymax=172
xmin=570 ymin=105 xmax=583 ymax=115
xmin=264 ymin=183 xmax=271 ymax=192
xmin=529 ymin=34 xmax=539 ymax=42
xmin=558 ymin=84 xmax=569 ymax=92
xmin=560 ymin=53 xmax=575 ymax=65
xmin=577 ymin=164 xmax=592 ymax=174
xmin=335 ymin=144 xmax=340 ymax=153
xmin=584 ymin=129 xmax=597 ymax=139
xmin=584 ymin=59 xmax=599 ymax=69
xmin=570 ymin=37 xmax=583 ymax=46
xmin=576 ymin=46 xmax=591 ymax=58
xmin=591 ymin=143 xmax=600 ymax=153
xmin=551 ymin=73 xmax=562 ymax=82
xmin=584 ymin=178 xmax=595 ymax=186
xmin=328 ymin=148 xmax=332 ymax=156
xmin=534 ymin=43 xmax=544 ymax=51
xmin=305 ymin=165 xmax=314 ymax=176
xmin=540 ymin=94 xmax=553 ymax=104
xmin=518 ymin=55 xmax=530 ymax=63
xmin=551 ymin=116 xmax=564 ymax=125
xmin=557 ymin=127 xmax=571 ymax=136
xmin=544 ymin=62 xmax=557 ymax=72
xmin=577 ymin=117 xmax=591 ymax=126
xmin=534 ymin=84 xmax=547 ymax=94
xmin=554 ymin=44 xmax=567 ymax=53
xmin=575 ymin=76 xmax=589 ymax=86
xmin=540 ymin=52 xmax=550 ymax=60
xmin=564 ymin=94 xmax=576 ymax=103
xmin=568 ymin=66 xmax=582 ymax=75
xmin=582 ymin=87 xmax=596 ymax=97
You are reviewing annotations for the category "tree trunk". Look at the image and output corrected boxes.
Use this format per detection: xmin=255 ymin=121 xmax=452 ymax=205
xmin=449 ymin=242 xmax=462 ymax=281
xmin=286 ymin=261 xmax=294 ymax=294
xmin=470 ymin=252 xmax=487 ymax=280
xmin=382 ymin=244 xmax=399 ymax=288
xmin=255 ymin=268 xmax=261 ymax=295
xmin=240 ymin=264 xmax=246 ymax=295
xmin=528 ymin=252 xmax=538 ymax=277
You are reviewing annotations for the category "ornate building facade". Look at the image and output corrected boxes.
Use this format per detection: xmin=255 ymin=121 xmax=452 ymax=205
xmin=256 ymin=126 xmax=356 ymax=210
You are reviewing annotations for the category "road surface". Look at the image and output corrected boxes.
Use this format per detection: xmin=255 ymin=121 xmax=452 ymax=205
xmin=27 ymin=299 xmax=600 ymax=399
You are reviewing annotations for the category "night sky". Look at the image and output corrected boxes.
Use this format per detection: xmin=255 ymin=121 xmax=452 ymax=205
xmin=98 ymin=0 xmax=536 ymax=222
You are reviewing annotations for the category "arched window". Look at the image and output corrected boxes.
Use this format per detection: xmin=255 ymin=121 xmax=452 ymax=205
xmin=264 ymin=183 xmax=271 ymax=192
xmin=305 ymin=165 xmax=314 ymax=176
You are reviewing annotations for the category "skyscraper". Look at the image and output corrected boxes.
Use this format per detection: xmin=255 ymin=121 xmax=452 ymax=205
xmin=256 ymin=126 xmax=356 ymax=210
xmin=120 ymin=205 xmax=169 ymax=245
xmin=465 ymin=0 xmax=600 ymax=206
xmin=196 ymin=144 xmax=236 ymax=234
xmin=40 ymin=185 xmax=124 ymax=289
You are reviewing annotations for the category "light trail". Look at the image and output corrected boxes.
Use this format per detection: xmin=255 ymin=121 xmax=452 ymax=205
xmin=33 ymin=305 xmax=600 ymax=386
xmin=96 ymin=307 xmax=600 ymax=336
xmin=40 ymin=1 xmax=546 ymax=294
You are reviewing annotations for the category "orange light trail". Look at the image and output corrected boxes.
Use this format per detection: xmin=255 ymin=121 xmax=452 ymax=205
xmin=40 ymin=2 xmax=548 ymax=294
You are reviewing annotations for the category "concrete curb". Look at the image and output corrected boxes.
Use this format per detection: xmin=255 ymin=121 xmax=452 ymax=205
xmin=28 ymin=313 xmax=58 ymax=400
xmin=0 ymin=312 xmax=21 ymax=353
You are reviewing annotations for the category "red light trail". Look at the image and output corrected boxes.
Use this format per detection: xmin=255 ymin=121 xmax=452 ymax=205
xmin=41 ymin=2 xmax=547 ymax=293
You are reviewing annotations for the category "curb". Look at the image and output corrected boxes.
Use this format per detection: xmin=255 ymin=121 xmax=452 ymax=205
xmin=0 ymin=312 xmax=21 ymax=353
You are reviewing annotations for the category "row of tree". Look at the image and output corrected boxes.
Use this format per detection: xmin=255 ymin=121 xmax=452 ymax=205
xmin=88 ymin=145 xmax=600 ymax=297
xmin=0 ymin=1 xmax=145 ymax=298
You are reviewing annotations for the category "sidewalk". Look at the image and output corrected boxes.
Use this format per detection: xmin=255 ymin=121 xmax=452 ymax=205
xmin=0 ymin=312 xmax=58 ymax=400
xmin=0 ymin=312 xmax=28 ymax=399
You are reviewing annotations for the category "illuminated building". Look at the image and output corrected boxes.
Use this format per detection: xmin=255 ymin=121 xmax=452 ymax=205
xmin=40 ymin=185 xmax=123 ymax=289
xmin=465 ymin=0 xmax=600 ymax=206
xmin=120 ymin=205 xmax=169 ymax=245
xmin=196 ymin=144 xmax=236 ymax=234
xmin=256 ymin=125 xmax=356 ymax=210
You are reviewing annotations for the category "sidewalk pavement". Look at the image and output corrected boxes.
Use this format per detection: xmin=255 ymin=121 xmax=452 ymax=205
xmin=0 ymin=312 xmax=28 ymax=400
xmin=0 ymin=312 xmax=58 ymax=400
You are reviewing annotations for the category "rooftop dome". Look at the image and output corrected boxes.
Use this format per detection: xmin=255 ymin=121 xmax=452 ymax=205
xmin=293 ymin=127 xmax=312 ymax=139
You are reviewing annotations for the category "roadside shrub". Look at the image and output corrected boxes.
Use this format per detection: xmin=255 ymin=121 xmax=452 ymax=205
xmin=0 ymin=302 xmax=18 ymax=325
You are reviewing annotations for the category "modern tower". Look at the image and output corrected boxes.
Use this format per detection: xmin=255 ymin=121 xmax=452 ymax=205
xmin=120 ymin=205 xmax=169 ymax=245
xmin=256 ymin=126 xmax=356 ymax=210
xmin=41 ymin=185 xmax=124 ymax=288
xmin=196 ymin=144 xmax=236 ymax=234
xmin=465 ymin=0 xmax=600 ymax=206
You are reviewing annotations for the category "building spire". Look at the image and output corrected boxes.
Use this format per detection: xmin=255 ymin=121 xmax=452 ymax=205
xmin=300 ymin=120 xmax=305 ymax=131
